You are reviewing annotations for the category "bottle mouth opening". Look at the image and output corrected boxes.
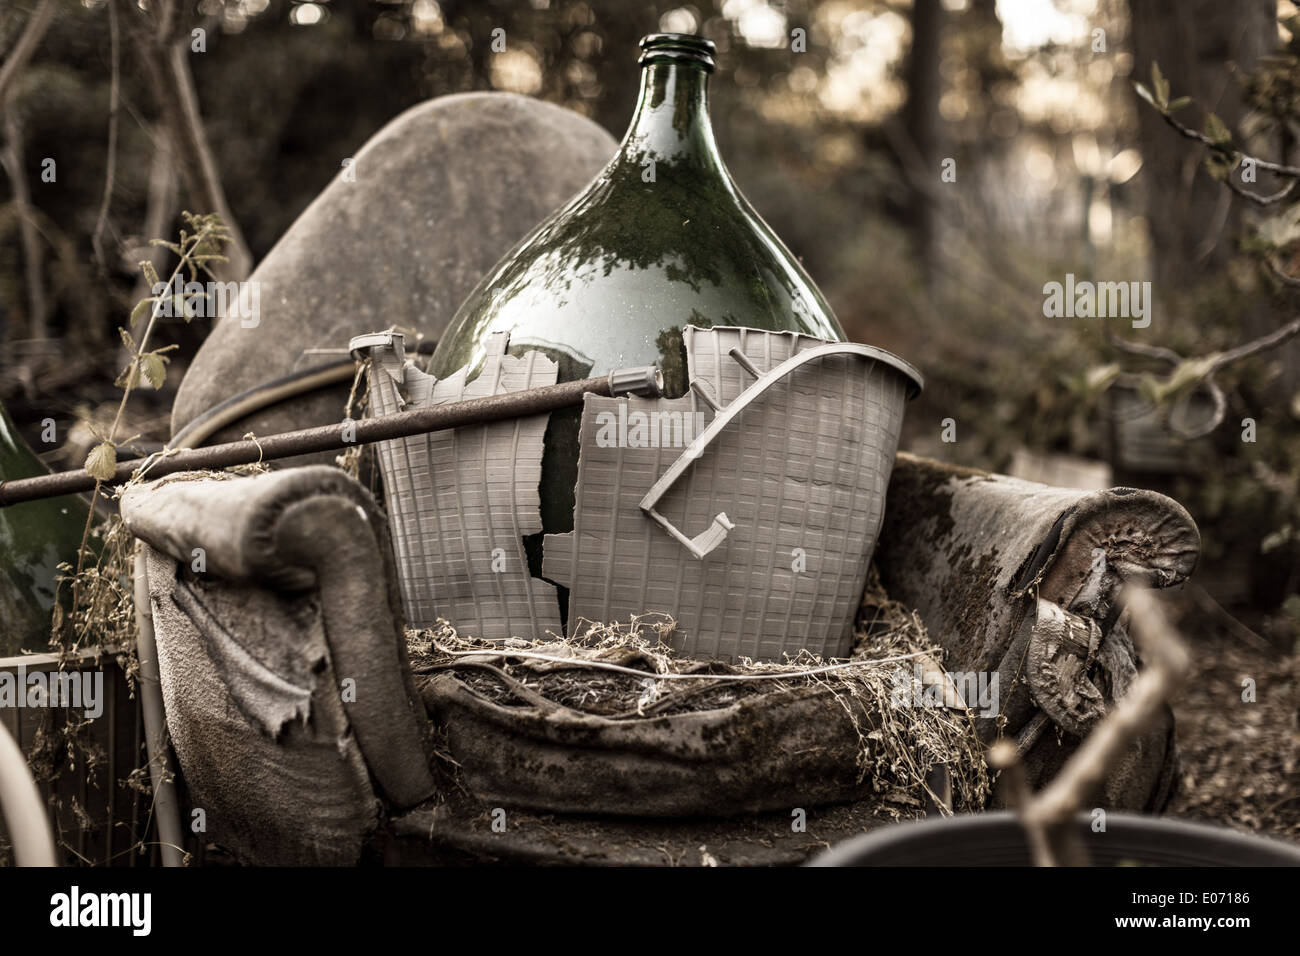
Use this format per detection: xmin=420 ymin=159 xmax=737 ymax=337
xmin=638 ymin=33 xmax=716 ymax=72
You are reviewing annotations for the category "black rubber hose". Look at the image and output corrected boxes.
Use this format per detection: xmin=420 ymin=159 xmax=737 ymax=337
xmin=169 ymin=339 xmax=438 ymax=450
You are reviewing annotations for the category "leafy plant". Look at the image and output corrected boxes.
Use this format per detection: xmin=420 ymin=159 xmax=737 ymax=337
xmin=40 ymin=214 xmax=230 ymax=865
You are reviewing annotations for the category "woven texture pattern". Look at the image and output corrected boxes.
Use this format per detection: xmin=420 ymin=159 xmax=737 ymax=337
xmin=544 ymin=326 xmax=911 ymax=661
xmin=366 ymin=333 xmax=561 ymax=638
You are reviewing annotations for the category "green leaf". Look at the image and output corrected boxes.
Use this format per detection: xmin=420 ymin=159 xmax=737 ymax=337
xmin=115 ymin=362 xmax=141 ymax=389
xmin=1166 ymin=96 xmax=1192 ymax=113
xmin=140 ymin=353 xmax=167 ymax=389
xmin=1205 ymin=150 xmax=1239 ymax=182
xmin=1084 ymin=362 xmax=1121 ymax=395
xmin=1150 ymin=354 xmax=1222 ymax=406
xmin=1204 ymin=112 xmax=1233 ymax=147
xmin=129 ymin=297 xmax=155 ymax=327
xmin=1136 ymin=372 xmax=1162 ymax=407
xmin=1151 ymin=61 xmax=1170 ymax=109
xmin=118 ymin=327 xmax=135 ymax=351
xmin=85 ymin=442 xmax=118 ymax=481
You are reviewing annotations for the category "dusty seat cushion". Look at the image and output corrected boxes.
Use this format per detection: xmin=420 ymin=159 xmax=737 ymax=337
xmin=412 ymin=620 xmax=989 ymax=820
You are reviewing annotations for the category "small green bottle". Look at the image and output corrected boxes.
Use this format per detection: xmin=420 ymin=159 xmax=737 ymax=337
xmin=430 ymin=32 xmax=846 ymax=538
xmin=0 ymin=403 xmax=91 ymax=656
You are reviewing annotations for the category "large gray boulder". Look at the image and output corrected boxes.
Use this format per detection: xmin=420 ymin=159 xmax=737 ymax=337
xmin=171 ymin=92 xmax=617 ymax=443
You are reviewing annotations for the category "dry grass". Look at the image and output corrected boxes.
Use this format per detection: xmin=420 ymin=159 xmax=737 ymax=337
xmin=34 ymin=463 xmax=269 ymax=865
xmin=408 ymin=565 xmax=992 ymax=817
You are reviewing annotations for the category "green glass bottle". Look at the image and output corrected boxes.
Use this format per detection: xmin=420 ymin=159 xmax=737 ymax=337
xmin=0 ymin=403 xmax=91 ymax=656
xmin=429 ymin=32 xmax=846 ymax=541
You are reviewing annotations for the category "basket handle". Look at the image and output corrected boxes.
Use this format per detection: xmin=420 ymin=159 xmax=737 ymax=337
xmin=640 ymin=341 xmax=916 ymax=559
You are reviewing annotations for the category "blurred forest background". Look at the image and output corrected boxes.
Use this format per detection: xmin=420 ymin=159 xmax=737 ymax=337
xmin=4 ymin=0 xmax=1300 ymax=651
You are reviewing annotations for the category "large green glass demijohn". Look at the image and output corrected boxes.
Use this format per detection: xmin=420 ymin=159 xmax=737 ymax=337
xmin=429 ymin=32 xmax=846 ymax=542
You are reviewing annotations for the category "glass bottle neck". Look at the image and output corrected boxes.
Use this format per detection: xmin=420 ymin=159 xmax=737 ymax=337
xmin=621 ymin=60 xmax=725 ymax=178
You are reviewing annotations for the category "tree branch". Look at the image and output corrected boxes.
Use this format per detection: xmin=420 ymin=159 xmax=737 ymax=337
xmin=1223 ymin=175 xmax=1299 ymax=206
xmin=1110 ymin=291 xmax=1300 ymax=439
xmin=164 ymin=36 xmax=250 ymax=278
xmin=1021 ymin=588 xmax=1190 ymax=864
xmin=1215 ymin=311 xmax=1300 ymax=367
xmin=0 ymin=0 xmax=57 ymax=104
xmin=1107 ymin=333 xmax=1182 ymax=366
xmin=1158 ymin=108 xmax=1300 ymax=179
xmin=115 ymin=0 xmax=251 ymax=280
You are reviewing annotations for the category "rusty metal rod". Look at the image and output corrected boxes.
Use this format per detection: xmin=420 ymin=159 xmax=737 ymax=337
xmin=0 ymin=374 xmax=620 ymax=508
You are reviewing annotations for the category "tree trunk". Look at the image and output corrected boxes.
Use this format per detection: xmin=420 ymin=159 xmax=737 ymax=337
xmin=1129 ymin=0 xmax=1275 ymax=291
xmin=903 ymin=0 xmax=944 ymax=288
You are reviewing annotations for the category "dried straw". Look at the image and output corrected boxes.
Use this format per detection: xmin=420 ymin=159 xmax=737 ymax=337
xmin=408 ymin=565 xmax=991 ymax=817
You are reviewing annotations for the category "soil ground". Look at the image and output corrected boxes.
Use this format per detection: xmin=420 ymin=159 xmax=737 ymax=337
xmin=1162 ymin=593 xmax=1300 ymax=844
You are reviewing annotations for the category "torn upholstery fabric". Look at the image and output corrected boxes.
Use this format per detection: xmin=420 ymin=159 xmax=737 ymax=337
xmin=122 ymin=467 xmax=434 ymax=864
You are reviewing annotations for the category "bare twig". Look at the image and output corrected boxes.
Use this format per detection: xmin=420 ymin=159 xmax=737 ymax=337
xmin=1187 ymin=583 xmax=1276 ymax=655
xmin=1015 ymin=587 xmax=1190 ymax=865
xmin=1223 ymin=176 xmax=1299 ymax=207
xmin=0 ymin=0 xmax=57 ymax=104
xmin=988 ymin=737 xmax=1060 ymax=865
xmin=1107 ymin=303 xmax=1300 ymax=439
xmin=115 ymin=0 xmax=251 ymax=280
xmin=155 ymin=0 xmax=177 ymax=44
xmin=1107 ymin=333 xmax=1182 ymax=366
xmin=163 ymin=37 xmax=249 ymax=278
xmin=1215 ymin=310 xmax=1300 ymax=367
xmin=68 ymin=215 xmax=231 ymax=616
xmin=1158 ymin=108 xmax=1300 ymax=179
xmin=126 ymin=130 xmax=178 ymax=296
xmin=1 ymin=103 xmax=47 ymax=338
xmin=1106 ymin=333 xmax=1225 ymax=439
xmin=92 ymin=0 xmax=122 ymax=273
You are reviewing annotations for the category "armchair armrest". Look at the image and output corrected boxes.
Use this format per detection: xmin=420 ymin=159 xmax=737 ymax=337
xmin=122 ymin=466 xmax=433 ymax=865
xmin=876 ymin=452 xmax=1200 ymax=673
xmin=875 ymin=453 xmax=1200 ymax=812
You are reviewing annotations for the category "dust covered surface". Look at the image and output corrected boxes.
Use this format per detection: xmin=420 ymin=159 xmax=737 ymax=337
xmin=406 ymin=565 xmax=992 ymax=828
